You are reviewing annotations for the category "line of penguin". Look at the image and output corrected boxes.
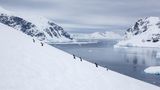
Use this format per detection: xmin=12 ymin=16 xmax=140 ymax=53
xmin=32 ymin=38 xmax=109 ymax=71
xmin=73 ymin=54 xmax=109 ymax=71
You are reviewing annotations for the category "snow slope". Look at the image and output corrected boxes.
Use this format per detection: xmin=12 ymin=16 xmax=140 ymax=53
xmin=71 ymin=31 xmax=122 ymax=40
xmin=0 ymin=23 xmax=159 ymax=90
xmin=115 ymin=17 xmax=160 ymax=48
xmin=0 ymin=6 xmax=72 ymax=42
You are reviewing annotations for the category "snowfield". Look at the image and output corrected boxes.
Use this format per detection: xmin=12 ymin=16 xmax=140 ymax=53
xmin=144 ymin=66 xmax=160 ymax=75
xmin=0 ymin=23 xmax=160 ymax=90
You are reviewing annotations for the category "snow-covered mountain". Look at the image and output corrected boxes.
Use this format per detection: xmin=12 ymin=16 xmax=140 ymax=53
xmin=115 ymin=17 xmax=160 ymax=48
xmin=0 ymin=23 xmax=159 ymax=90
xmin=0 ymin=6 xmax=72 ymax=42
xmin=71 ymin=31 xmax=122 ymax=40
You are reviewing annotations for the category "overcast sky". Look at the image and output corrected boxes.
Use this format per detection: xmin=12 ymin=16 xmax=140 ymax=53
xmin=0 ymin=0 xmax=160 ymax=34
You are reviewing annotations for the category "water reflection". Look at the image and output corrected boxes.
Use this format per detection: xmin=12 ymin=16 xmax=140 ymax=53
xmin=115 ymin=47 xmax=160 ymax=66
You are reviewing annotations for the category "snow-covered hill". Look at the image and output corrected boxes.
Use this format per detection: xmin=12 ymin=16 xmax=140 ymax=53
xmin=115 ymin=17 xmax=160 ymax=48
xmin=0 ymin=23 xmax=159 ymax=90
xmin=71 ymin=31 xmax=122 ymax=40
xmin=0 ymin=6 xmax=72 ymax=42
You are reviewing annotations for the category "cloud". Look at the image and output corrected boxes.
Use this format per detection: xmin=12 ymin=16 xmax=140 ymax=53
xmin=0 ymin=0 xmax=160 ymax=33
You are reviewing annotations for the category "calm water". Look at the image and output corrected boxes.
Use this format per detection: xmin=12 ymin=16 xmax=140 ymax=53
xmin=51 ymin=40 xmax=160 ymax=86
